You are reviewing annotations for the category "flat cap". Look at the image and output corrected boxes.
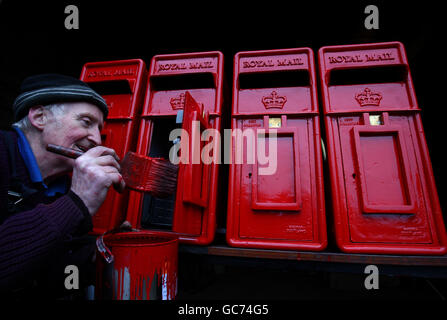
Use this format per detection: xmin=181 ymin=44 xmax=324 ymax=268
xmin=13 ymin=73 xmax=108 ymax=121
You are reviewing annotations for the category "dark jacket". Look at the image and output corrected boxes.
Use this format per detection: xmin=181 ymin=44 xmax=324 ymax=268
xmin=0 ymin=130 xmax=95 ymax=298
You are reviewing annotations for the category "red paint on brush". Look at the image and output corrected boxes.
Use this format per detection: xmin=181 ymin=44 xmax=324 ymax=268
xmin=120 ymin=152 xmax=178 ymax=197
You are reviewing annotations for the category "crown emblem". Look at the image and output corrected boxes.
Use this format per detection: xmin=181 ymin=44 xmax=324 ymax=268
xmin=261 ymin=91 xmax=287 ymax=109
xmin=355 ymin=88 xmax=382 ymax=107
xmin=170 ymin=93 xmax=185 ymax=110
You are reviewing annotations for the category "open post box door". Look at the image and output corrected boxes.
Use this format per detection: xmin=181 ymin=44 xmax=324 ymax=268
xmin=126 ymin=51 xmax=223 ymax=245
xmin=80 ymin=59 xmax=147 ymax=234
xmin=318 ymin=42 xmax=447 ymax=255
xmin=226 ymin=48 xmax=327 ymax=250
xmin=172 ymin=91 xmax=211 ymax=234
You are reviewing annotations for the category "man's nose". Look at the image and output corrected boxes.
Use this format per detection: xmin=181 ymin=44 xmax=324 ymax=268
xmin=89 ymin=128 xmax=102 ymax=147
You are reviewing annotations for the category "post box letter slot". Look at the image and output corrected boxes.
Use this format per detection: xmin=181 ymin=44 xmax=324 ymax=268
xmin=239 ymin=70 xmax=310 ymax=89
xmin=88 ymin=80 xmax=135 ymax=115
xmin=181 ymin=92 xmax=210 ymax=208
xmin=150 ymin=72 xmax=216 ymax=91
xmin=327 ymin=65 xmax=408 ymax=86
xmin=87 ymin=80 xmax=134 ymax=95
xmin=251 ymin=128 xmax=302 ymax=211
xmin=352 ymin=125 xmax=417 ymax=214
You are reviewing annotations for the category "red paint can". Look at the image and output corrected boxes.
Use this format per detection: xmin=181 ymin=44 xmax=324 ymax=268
xmin=95 ymin=231 xmax=178 ymax=300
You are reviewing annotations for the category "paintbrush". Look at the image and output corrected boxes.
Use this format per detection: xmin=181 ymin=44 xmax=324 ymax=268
xmin=46 ymin=144 xmax=178 ymax=197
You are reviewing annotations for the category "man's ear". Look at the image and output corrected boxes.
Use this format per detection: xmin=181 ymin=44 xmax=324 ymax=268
xmin=27 ymin=105 xmax=47 ymax=131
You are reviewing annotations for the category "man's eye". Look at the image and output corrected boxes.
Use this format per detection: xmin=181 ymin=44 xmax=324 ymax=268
xmin=81 ymin=118 xmax=92 ymax=126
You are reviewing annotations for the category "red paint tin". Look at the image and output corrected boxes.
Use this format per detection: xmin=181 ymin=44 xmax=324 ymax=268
xmin=95 ymin=231 xmax=178 ymax=300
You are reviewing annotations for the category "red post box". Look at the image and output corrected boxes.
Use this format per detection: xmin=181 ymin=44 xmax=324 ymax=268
xmin=226 ymin=48 xmax=327 ymax=250
xmin=126 ymin=51 xmax=224 ymax=245
xmin=318 ymin=42 xmax=447 ymax=255
xmin=80 ymin=59 xmax=147 ymax=234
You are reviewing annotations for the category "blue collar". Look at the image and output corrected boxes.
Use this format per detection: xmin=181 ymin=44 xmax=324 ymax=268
xmin=12 ymin=126 xmax=68 ymax=196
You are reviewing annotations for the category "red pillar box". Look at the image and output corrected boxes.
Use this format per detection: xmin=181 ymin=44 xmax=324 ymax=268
xmin=318 ymin=42 xmax=447 ymax=255
xmin=226 ymin=48 xmax=327 ymax=250
xmin=80 ymin=59 xmax=148 ymax=234
xmin=126 ymin=52 xmax=224 ymax=245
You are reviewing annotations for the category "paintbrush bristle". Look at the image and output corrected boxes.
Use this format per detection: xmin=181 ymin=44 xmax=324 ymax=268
xmin=120 ymin=152 xmax=178 ymax=197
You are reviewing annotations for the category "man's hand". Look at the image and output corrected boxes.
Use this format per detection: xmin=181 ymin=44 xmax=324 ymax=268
xmin=70 ymin=146 xmax=125 ymax=215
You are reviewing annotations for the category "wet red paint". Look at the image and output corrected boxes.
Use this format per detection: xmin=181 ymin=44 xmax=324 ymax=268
xmin=97 ymin=231 xmax=178 ymax=300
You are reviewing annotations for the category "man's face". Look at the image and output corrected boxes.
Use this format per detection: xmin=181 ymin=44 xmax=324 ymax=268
xmin=41 ymin=102 xmax=104 ymax=165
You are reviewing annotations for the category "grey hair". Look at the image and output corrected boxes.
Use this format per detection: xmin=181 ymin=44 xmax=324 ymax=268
xmin=13 ymin=103 xmax=67 ymax=133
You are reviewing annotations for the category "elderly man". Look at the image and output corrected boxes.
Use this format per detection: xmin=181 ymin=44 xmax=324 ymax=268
xmin=0 ymin=74 xmax=124 ymax=299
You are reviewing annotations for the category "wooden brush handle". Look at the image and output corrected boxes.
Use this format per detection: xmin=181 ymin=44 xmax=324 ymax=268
xmin=46 ymin=144 xmax=84 ymax=159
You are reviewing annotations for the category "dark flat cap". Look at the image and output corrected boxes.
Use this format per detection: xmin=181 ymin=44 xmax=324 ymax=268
xmin=13 ymin=74 xmax=108 ymax=121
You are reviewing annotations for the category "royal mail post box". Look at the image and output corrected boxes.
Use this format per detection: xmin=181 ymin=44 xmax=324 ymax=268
xmin=318 ymin=42 xmax=447 ymax=255
xmin=226 ymin=48 xmax=327 ymax=250
xmin=80 ymin=59 xmax=147 ymax=234
xmin=126 ymin=51 xmax=224 ymax=245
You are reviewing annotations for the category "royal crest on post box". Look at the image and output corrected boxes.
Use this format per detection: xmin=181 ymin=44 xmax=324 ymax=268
xmin=318 ymin=42 xmax=447 ymax=255
xmin=80 ymin=59 xmax=148 ymax=234
xmin=226 ymin=48 xmax=327 ymax=251
xmin=125 ymin=51 xmax=224 ymax=245
xmin=355 ymin=88 xmax=382 ymax=107
xmin=262 ymin=91 xmax=287 ymax=109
